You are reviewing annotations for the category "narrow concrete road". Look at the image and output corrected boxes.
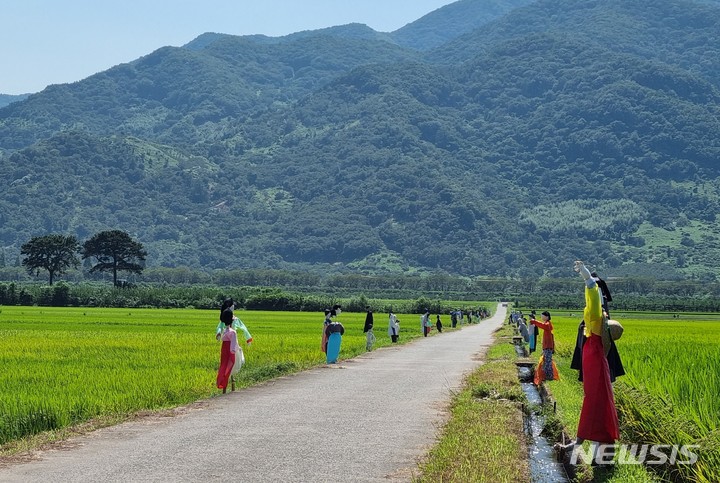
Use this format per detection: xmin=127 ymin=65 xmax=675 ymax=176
xmin=1 ymin=305 xmax=507 ymax=483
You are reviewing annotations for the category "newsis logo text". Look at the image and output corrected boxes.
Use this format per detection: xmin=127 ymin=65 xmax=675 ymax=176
xmin=570 ymin=444 xmax=700 ymax=466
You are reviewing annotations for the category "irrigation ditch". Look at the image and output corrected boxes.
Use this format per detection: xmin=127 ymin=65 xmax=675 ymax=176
xmin=511 ymin=334 xmax=634 ymax=483
xmin=512 ymin=338 xmax=571 ymax=482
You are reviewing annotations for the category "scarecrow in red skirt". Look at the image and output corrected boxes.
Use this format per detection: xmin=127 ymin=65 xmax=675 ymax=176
xmin=556 ymin=261 xmax=620 ymax=454
xmin=529 ymin=311 xmax=559 ymax=385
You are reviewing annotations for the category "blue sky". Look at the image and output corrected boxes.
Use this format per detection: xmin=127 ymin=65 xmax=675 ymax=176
xmin=0 ymin=0 xmax=455 ymax=95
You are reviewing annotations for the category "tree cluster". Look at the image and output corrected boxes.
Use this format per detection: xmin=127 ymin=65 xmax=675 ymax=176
xmin=20 ymin=230 xmax=146 ymax=285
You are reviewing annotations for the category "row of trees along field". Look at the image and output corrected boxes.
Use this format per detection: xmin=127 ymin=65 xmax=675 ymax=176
xmin=19 ymin=229 xmax=146 ymax=286
xmin=10 ymin=228 xmax=720 ymax=311
xmin=4 ymin=258 xmax=720 ymax=312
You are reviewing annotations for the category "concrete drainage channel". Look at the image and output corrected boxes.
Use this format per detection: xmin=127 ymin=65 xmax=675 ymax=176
xmin=514 ymin=342 xmax=569 ymax=482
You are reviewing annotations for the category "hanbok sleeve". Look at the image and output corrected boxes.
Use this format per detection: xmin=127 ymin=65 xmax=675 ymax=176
xmin=530 ymin=319 xmax=551 ymax=331
xmin=234 ymin=317 xmax=253 ymax=342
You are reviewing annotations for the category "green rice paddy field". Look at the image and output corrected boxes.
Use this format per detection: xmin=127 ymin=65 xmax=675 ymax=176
xmin=527 ymin=311 xmax=720 ymax=482
xmin=5 ymin=305 xmax=718 ymax=481
xmin=0 ymin=306 xmax=434 ymax=447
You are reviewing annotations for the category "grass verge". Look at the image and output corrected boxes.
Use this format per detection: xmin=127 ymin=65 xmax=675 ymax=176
xmin=414 ymin=325 xmax=529 ymax=482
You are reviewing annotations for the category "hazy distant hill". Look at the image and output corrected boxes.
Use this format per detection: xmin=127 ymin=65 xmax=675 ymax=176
xmin=391 ymin=0 xmax=536 ymax=49
xmin=431 ymin=0 xmax=720 ymax=86
xmin=2 ymin=0 xmax=720 ymax=279
xmin=0 ymin=94 xmax=30 ymax=109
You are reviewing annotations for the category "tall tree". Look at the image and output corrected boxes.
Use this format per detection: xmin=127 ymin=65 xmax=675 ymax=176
xmin=21 ymin=234 xmax=80 ymax=285
xmin=82 ymin=230 xmax=147 ymax=286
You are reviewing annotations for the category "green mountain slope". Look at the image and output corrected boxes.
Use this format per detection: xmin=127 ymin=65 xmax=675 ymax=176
xmin=2 ymin=0 xmax=720 ymax=279
xmin=0 ymin=34 xmax=419 ymax=151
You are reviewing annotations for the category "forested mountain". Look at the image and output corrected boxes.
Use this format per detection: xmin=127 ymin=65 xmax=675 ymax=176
xmin=0 ymin=32 xmax=420 ymax=150
xmin=2 ymin=0 xmax=720 ymax=280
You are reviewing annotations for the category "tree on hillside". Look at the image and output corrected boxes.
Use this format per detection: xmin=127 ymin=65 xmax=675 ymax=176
xmin=21 ymin=234 xmax=80 ymax=285
xmin=81 ymin=230 xmax=147 ymax=286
